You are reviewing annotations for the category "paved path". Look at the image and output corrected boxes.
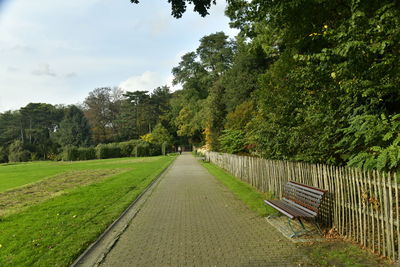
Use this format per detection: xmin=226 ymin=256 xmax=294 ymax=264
xmin=101 ymin=153 xmax=308 ymax=266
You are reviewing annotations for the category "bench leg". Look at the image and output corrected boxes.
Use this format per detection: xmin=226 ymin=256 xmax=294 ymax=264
xmin=288 ymin=218 xmax=307 ymax=238
xmin=312 ymin=219 xmax=323 ymax=236
xmin=297 ymin=218 xmax=306 ymax=230
xmin=288 ymin=218 xmax=324 ymax=238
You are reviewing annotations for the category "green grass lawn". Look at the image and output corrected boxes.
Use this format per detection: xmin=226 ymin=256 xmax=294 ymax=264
xmin=202 ymin=161 xmax=390 ymax=267
xmin=0 ymin=157 xmax=162 ymax=193
xmin=0 ymin=156 xmax=175 ymax=266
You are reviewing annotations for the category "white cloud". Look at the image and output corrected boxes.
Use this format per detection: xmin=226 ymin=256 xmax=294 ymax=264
xmin=7 ymin=66 xmax=19 ymax=72
xmin=31 ymin=63 xmax=56 ymax=77
xmin=0 ymin=0 xmax=233 ymax=112
xmin=119 ymin=71 xmax=164 ymax=92
xmin=65 ymin=72 xmax=77 ymax=78
xmin=166 ymin=74 xmax=181 ymax=92
xmin=0 ymin=73 xmax=77 ymax=111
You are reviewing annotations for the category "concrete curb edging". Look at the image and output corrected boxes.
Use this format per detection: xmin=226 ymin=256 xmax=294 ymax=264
xmin=70 ymin=157 xmax=177 ymax=267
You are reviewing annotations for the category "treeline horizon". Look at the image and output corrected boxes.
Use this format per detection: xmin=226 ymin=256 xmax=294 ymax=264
xmin=0 ymin=86 xmax=180 ymax=163
xmin=1 ymin=0 xmax=400 ymax=172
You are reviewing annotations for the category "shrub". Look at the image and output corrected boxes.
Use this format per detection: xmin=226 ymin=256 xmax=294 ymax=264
xmin=30 ymin=153 xmax=40 ymax=161
xmin=62 ymin=146 xmax=96 ymax=161
xmin=161 ymin=141 xmax=168 ymax=156
xmin=63 ymin=140 xmax=161 ymax=161
xmin=96 ymin=143 xmax=121 ymax=159
xmin=151 ymin=123 xmax=173 ymax=146
xmin=0 ymin=146 xmax=8 ymax=163
xmin=133 ymin=142 xmax=150 ymax=157
xmin=47 ymin=152 xmax=61 ymax=161
xmin=62 ymin=145 xmax=79 ymax=161
xmin=119 ymin=140 xmax=141 ymax=157
xmin=219 ymin=129 xmax=246 ymax=154
xmin=8 ymin=140 xmax=30 ymax=162
xmin=148 ymin=143 xmax=162 ymax=156
xmin=77 ymin=147 xmax=96 ymax=160
xmin=132 ymin=141 xmax=161 ymax=157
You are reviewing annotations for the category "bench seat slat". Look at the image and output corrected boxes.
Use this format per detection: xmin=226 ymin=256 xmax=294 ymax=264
xmin=265 ymin=199 xmax=315 ymax=219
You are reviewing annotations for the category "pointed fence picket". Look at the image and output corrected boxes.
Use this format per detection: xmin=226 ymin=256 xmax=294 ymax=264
xmin=204 ymin=151 xmax=400 ymax=262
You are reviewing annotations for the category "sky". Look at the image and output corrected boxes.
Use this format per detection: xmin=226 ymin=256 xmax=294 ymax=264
xmin=0 ymin=0 xmax=237 ymax=112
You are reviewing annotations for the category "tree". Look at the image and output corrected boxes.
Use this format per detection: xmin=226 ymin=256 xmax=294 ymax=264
xmin=19 ymin=103 xmax=62 ymax=159
xmin=151 ymin=123 xmax=173 ymax=146
xmin=196 ymin=32 xmax=235 ymax=77
xmin=172 ymin=52 xmax=210 ymax=100
xmin=224 ymin=0 xmax=400 ymax=170
xmin=205 ymin=79 xmax=226 ymax=150
xmin=0 ymin=110 xmax=23 ymax=146
xmin=56 ymin=105 xmax=92 ymax=147
xmin=222 ymin=39 xmax=268 ymax=113
xmin=0 ymin=146 xmax=7 ymax=163
xmin=131 ymin=0 xmax=216 ymax=18
xmin=150 ymin=86 xmax=171 ymax=124
xmin=108 ymin=87 xmax=125 ymax=141
xmin=84 ymin=87 xmax=114 ymax=143
xmin=170 ymin=32 xmax=236 ymax=146
xmin=218 ymin=129 xmax=246 ymax=154
xmin=8 ymin=140 xmax=30 ymax=162
xmin=123 ymin=90 xmax=153 ymax=136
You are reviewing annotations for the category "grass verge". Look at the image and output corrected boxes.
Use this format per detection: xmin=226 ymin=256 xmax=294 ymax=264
xmin=202 ymin=161 xmax=390 ymax=267
xmin=0 ymin=155 xmax=175 ymax=266
xmin=201 ymin=161 xmax=277 ymax=216
xmin=304 ymin=242 xmax=388 ymax=267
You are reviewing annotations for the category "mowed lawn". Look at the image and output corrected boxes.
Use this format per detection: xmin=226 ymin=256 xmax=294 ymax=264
xmin=0 ymin=156 xmax=175 ymax=266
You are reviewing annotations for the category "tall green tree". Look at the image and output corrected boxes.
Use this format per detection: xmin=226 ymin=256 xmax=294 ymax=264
xmin=84 ymin=87 xmax=114 ymax=143
xmin=19 ymin=103 xmax=62 ymax=159
xmin=56 ymin=105 xmax=92 ymax=147
xmin=123 ymin=90 xmax=153 ymax=137
xmin=171 ymin=32 xmax=236 ymax=146
xmin=0 ymin=111 xmax=23 ymax=146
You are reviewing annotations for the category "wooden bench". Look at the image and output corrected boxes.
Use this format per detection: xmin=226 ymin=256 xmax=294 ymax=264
xmin=264 ymin=181 xmax=327 ymax=237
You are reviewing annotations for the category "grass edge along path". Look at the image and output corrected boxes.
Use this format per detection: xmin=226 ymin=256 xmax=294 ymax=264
xmin=0 ymin=155 xmax=176 ymax=267
xmin=201 ymin=161 xmax=277 ymax=217
xmin=201 ymin=161 xmax=390 ymax=267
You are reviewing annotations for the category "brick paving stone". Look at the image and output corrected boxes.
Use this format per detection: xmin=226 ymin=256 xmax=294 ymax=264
xmin=101 ymin=153 xmax=310 ymax=266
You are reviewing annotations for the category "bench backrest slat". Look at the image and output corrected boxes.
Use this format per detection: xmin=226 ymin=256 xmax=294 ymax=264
xmin=282 ymin=198 xmax=317 ymax=217
xmin=283 ymin=181 xmax=327 ymax=214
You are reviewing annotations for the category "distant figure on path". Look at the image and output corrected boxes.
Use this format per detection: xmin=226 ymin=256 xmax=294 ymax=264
xmin=178 ymin=146 xmax=182 ymax=155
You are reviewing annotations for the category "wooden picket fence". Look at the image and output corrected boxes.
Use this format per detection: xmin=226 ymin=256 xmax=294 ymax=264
xmin=204 ymin=151 xmax=400 ymax=262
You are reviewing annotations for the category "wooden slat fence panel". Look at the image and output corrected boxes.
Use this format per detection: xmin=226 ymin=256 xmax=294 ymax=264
xmin=204 ymin=151 xmax=400 ymax=262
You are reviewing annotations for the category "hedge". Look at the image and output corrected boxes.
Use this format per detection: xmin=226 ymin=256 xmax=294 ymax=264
xmin=61 ymin=140 xmax=162 ymax=161
xmin=95 ymin=143 xmax=121 ymax=159
xmin=62 ymin=146 xmax=96 ymax=161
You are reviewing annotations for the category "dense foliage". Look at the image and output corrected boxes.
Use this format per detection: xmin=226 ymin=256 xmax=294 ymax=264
xmin=165 ymin=0 xmax=400 ymax=171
